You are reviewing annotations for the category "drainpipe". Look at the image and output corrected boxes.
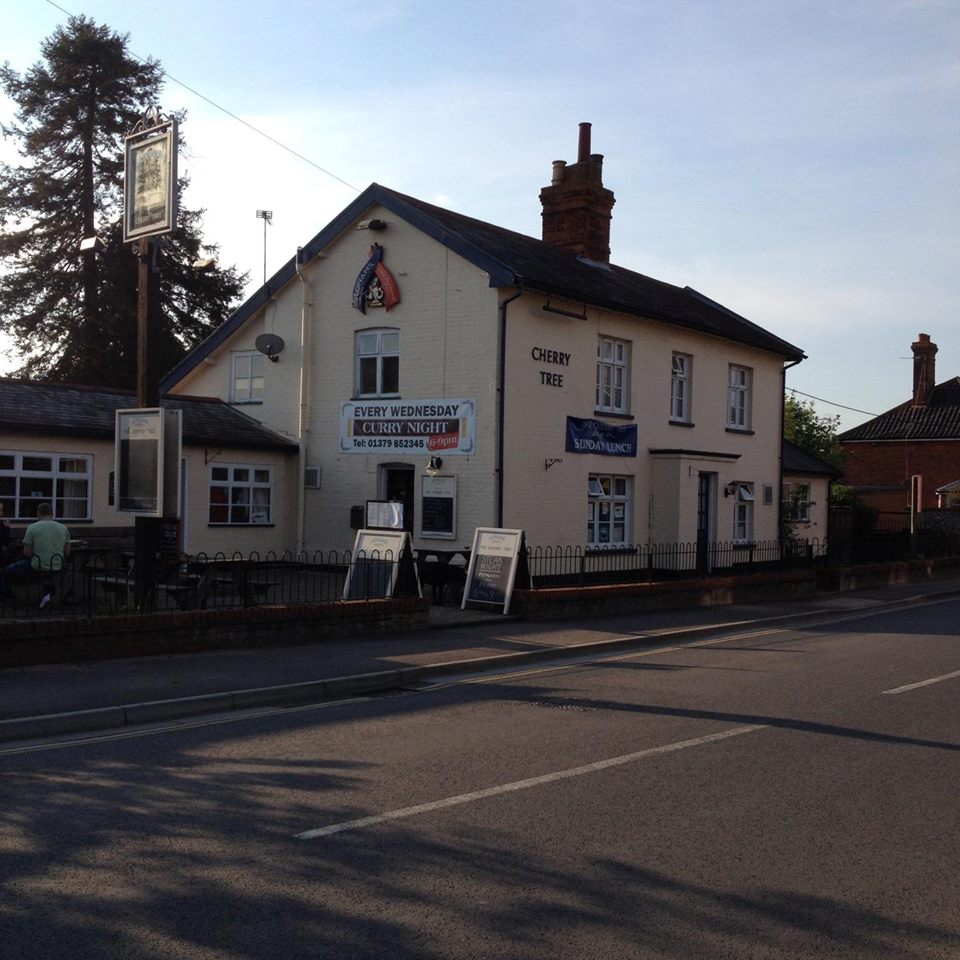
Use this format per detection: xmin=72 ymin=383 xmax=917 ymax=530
xmin=295 ymin=247 xmax=312 ymax=555
xmin=780 ymin=358 xmax=803 ymax=542
xmin=497 ymin=284 xmax=523 ymax=527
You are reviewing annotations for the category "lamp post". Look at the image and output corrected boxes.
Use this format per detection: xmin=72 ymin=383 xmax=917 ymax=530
xmin=256 ymin=209 xmax=272 ymax=288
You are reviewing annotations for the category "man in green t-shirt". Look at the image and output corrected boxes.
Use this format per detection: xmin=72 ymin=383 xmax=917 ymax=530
xmin=1 ymin=503 xmax=70 ymax=605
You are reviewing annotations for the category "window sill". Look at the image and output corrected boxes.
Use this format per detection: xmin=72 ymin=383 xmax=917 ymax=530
xmin=207 ymin=523 xmax=276 ymax=528
xmin=593 ymin=410 xmax=634 ymax=421
xmin=669 ymin=419 xmax=695 ymax=428
xmin=725 ymin=427 xmax=755 ymax=435
xmin=229 ymin=400 xmax=263 ymax=406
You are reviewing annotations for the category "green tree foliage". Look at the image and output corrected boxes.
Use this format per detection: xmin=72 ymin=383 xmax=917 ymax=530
xmin=0 ymin=16 xmax=245 ymax=386
xmin=784 ymin=395 xmax=844 ymax=470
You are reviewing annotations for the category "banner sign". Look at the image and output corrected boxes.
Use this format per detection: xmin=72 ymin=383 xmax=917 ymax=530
xmin=340 ymin=399 xmax=476 ymax=454
xmin=565 ymin=416 xmax=637 ymax=457
xmin=352 ymin=243 xmax=401 ymax=313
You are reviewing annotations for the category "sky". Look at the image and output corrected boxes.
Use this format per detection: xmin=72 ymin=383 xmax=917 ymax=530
xmin=2 ymin=0 xmax=958 ymax=431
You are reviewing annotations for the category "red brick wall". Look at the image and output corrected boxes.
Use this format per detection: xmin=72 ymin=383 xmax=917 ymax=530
xmin=840 ymin=440 xmax=960 ymax=511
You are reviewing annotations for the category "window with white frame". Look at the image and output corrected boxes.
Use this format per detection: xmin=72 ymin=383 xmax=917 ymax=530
xmin=356 ymin=329 xmax=400 ymax=397
xmin=0 ymin=452 xmax=92 ymax=521
xmin=733 ymin=483 xmax=754 ymax=542
xmin=727 ymin=364 xmax=752 ymax=430
xmin=208 ymin=464 xmax=273 ymax=525
xmin=587 ymin=474 xmax=631 ymax=546
xmin=782 ymin=481 xmax=811 ymax=522
xmin=596 ymin=336 xmax=629 ymax=414
xmin=670 ymin=352 xmax=693 ymax=422
xmin=231 ymin=351 xmax=265 ymax=403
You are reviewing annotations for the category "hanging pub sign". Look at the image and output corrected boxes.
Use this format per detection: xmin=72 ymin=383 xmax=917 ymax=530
xmin=123 ymin=110 xmax=178 ymax=242
xmin=340 ymin=398 xmax=476 ymax=455
xmin=352 ymin=243 xmax=401 ymax=313
xmin=565 ymin=416 xmax=638 ymax=457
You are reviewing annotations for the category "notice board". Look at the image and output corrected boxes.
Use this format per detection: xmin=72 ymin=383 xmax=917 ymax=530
xmin=342 ymin=530 xmax=412 ymax=600
xmin=461 ymin=528 xmax=525 ymax=615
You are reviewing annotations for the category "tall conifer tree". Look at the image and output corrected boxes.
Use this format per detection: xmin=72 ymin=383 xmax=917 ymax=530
xmin=0 ymin=16 xmax=245 ymax=386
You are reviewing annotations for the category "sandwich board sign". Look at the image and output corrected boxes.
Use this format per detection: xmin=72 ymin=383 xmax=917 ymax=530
xmin=342 ymin=529 xmax=420 ymax=600
xmin=461 ymin=528 xmax=525 ymax=615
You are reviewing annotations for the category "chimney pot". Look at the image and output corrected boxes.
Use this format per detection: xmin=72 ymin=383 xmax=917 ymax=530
xmin=577 ymin=122 xmax=592 ymax=163
xmin=551 ymin=160 xmax=567 ymax=186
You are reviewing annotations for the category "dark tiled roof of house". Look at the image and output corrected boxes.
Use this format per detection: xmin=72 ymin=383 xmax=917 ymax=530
xmin=163 ymin=182 xmax=804 ymax=390
xmin=837 ymin=378 xmax=960 ymax=442
xmin=0 ymin=378 xmax=298 ymax=451
xmin=782 ymin=438 xmax=842 ymax=478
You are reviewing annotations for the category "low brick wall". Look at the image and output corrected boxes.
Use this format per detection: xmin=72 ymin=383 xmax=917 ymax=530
xmin=815 ymin=555 xmax=960 ymax=593
xmin=0 ymin=598 xmax=430 ymax=669
xmin=512 ymin=569 xmax=819 ymax=620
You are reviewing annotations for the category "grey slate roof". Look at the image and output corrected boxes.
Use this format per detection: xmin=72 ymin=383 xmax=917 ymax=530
xmin=782 ymin=438 xmax=841 ymax=478
xmin=838 ymin=378 xmax=960 ymax=442
xmin=162 ymin=183 xmax=805 ymax=391
xmin=0 ymin=378 xmax=298 ymax=451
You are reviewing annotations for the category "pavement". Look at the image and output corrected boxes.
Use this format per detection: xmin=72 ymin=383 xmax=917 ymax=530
xmin=2 ymin=577 xmax=959 ymax=744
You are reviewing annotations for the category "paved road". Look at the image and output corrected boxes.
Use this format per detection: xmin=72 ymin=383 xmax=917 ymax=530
xmin=1 ymin=597 xmax=958 ymax=958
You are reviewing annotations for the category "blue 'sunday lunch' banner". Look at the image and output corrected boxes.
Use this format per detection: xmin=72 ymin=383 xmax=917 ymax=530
xmin=565 ymin=416 xmax=638 ymax=457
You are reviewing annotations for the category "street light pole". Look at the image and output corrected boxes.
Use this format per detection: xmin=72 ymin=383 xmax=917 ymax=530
xmin=256 ymin=209 xmax=272 ymax=287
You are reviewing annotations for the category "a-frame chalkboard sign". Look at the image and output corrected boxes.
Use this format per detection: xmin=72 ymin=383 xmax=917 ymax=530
xmin=461 ymin=528 xmax=528 ymax=615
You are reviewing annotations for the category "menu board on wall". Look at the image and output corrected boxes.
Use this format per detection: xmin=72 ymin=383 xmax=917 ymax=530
xmin=461 ymin=528 xmax=525 ymax=615
xmin=420 ymin=475 xmax=456 ymax=540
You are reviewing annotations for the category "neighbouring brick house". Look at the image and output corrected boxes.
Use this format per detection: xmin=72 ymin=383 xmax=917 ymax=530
xmin=838 ymin=333 xmax=960 ymax=513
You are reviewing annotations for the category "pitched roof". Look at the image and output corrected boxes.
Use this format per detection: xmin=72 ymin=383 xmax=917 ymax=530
xmin=162 ymin=183 xmax=804 ymax=390
xmin=838 ymin=378 xmax=960 ymax=442
xmin=782 ymin=438 xmax=842 ymax=478
xmin=0 ymin=378 xmax=298 ymax=451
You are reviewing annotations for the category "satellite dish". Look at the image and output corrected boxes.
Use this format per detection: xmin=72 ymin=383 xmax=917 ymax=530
xmin=254 ymin=333 xmax=285 ymax=362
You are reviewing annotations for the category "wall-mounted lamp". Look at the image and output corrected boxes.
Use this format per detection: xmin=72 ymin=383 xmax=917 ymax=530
xmin=79 ymin=235 xmax=105 ymax=254
xmin=723 ymin=482 xmax=738 ymax=497
xmin=192 ymin=257 xmax=216 ymax=271
xmin=425 ymin=455 xmax=443 ymax=477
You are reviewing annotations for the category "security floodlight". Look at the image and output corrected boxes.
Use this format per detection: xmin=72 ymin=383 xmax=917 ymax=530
xmin=192 ymin=257 xmax=216 ymax=270
xmin=80 ymin=235 xmax=105 ymax=253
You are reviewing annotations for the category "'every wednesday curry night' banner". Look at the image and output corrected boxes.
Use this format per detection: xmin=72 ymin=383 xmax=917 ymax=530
xmin=339 ymin=399 xmax=476 ymax=454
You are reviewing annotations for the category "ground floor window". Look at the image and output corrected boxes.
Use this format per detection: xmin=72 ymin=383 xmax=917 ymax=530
xmin=782 ymin=481 xmax=811 ymax=522
xmin=0 ymin=451 xmax=91 ymax=521
xmin=733 ymin=483 xmax=754 ymax=541
xmin=209 ymin=464 xmax=273 ymax=525
xmin=587 ymin=474 xmax=631 ymax=546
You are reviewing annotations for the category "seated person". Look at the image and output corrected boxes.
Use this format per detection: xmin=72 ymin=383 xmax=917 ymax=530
xmin=2 ymin=502 xmax=71 ymax=605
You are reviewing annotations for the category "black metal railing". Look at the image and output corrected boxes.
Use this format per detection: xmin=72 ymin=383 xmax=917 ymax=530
xmin=525 ymin=538 xmax=829 ymax=588
xmin=0 ymin=548 xmax=413 ymax=619
xmin=3 ymin=520 xmax=960 ymax=621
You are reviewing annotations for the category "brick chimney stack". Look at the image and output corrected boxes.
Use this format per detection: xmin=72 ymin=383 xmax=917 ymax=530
xmin=540 ymin=122 xmax=615 ymax=262
xmin=911 ymin=332 xmax=938 ymax=406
